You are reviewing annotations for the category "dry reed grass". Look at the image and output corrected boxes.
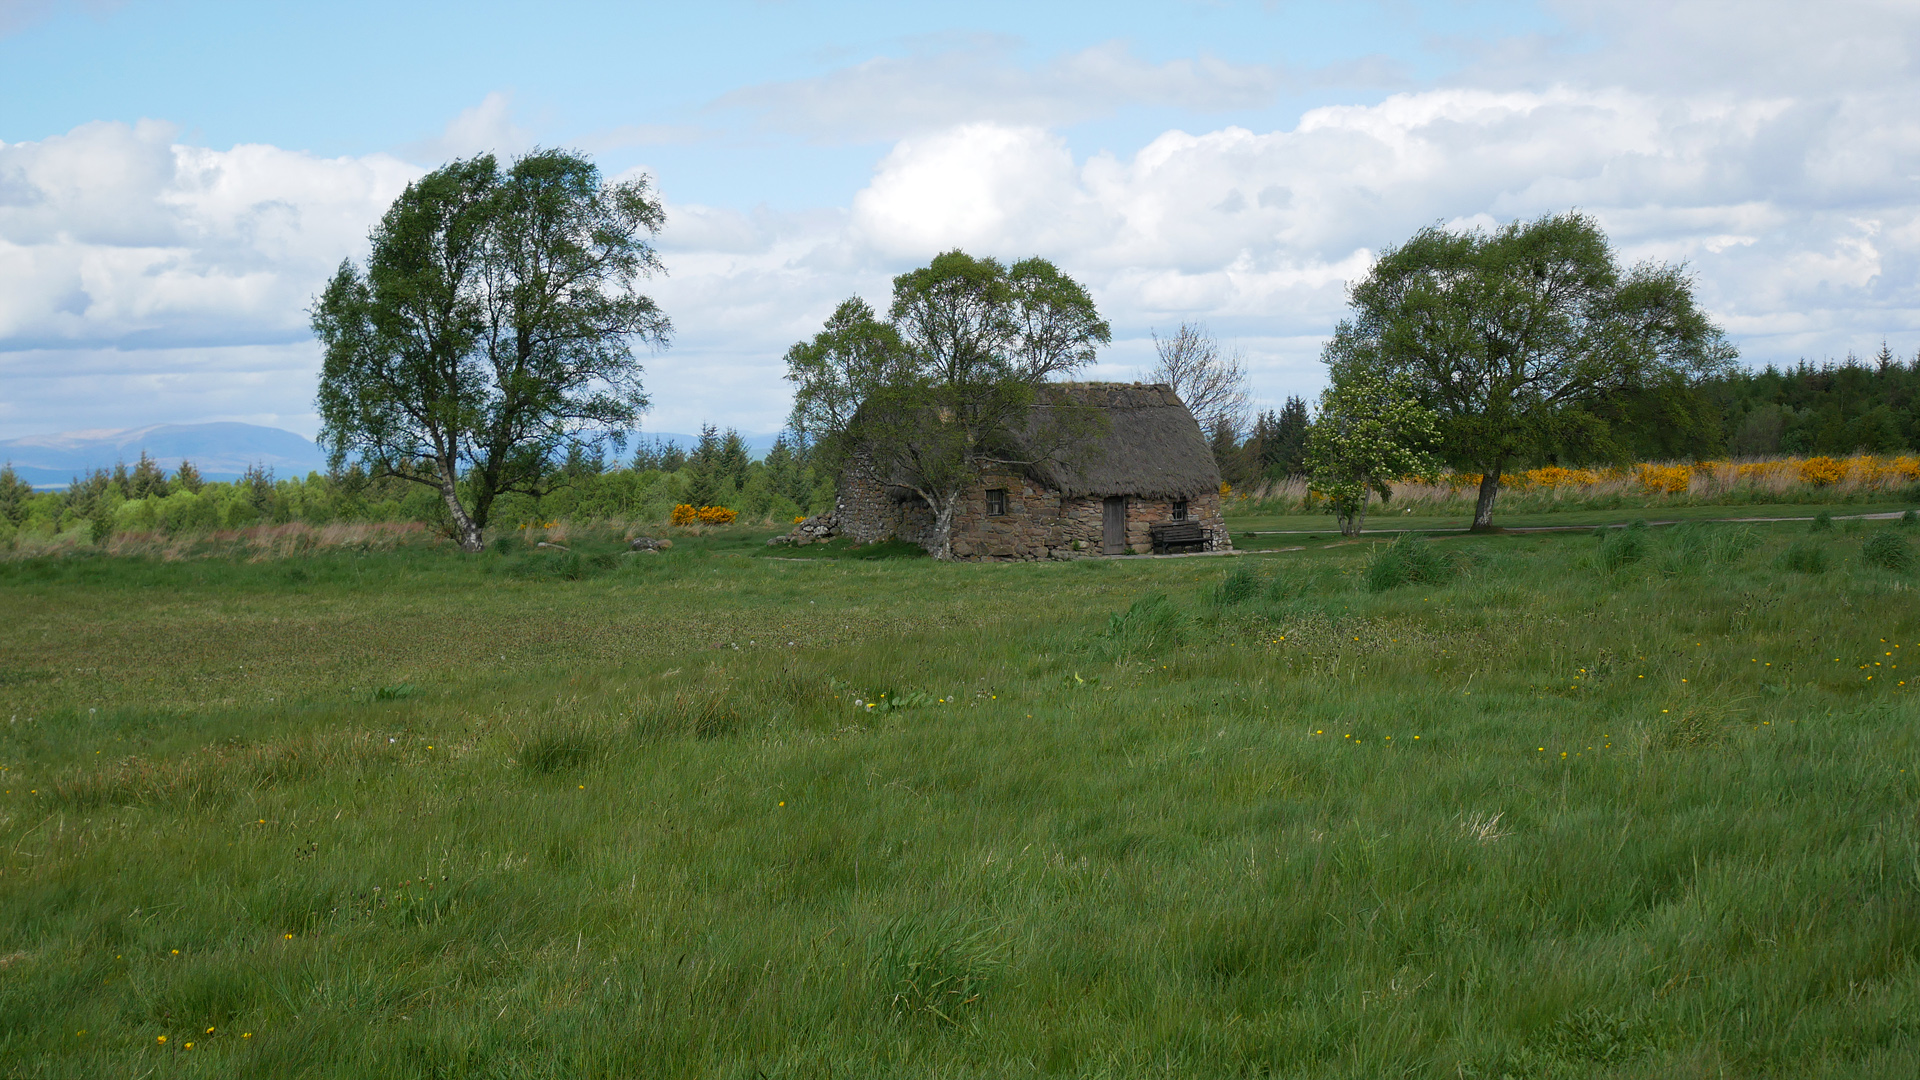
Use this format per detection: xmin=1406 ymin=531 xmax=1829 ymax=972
xmin=1238 ymin=453 xmax=1920 ymax=512
xmin=87 ymin=522 xmax=441 ymax=562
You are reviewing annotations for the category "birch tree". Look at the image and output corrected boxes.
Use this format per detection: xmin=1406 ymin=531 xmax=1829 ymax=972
xmin=1326 ymin=212 xmax=1734 ymax=530
xmin=785 ymin=250 xmax=1109 ymax=559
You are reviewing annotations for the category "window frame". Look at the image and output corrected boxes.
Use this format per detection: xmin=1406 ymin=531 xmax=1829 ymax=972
xmin=1170 ymin=499 xmax=1189 ymax=521
xmin=985 ymin=488 xmax=1009 ymax=516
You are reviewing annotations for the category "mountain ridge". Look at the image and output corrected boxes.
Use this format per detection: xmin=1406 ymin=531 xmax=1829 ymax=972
xmin=1 ymin=423 xmax=786 ymax=488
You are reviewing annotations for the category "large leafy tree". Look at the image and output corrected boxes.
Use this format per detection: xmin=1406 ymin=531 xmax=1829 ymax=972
xmin=785 ymin=250 xmax=1110 ymax=559
xmin=313 ymin=150 xmax=668 ymax=551
xmin=1326 ymin=212 xmax=1736 ymax=530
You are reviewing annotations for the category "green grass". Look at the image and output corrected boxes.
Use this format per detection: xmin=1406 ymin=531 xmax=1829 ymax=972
xmin=3 ymin=521 xmax=1919 ymax=1076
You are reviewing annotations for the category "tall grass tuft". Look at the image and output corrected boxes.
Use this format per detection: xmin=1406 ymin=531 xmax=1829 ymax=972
xmin=1778 ymin=538 xmax=1830 ymax=574
xmin=873 ymin=918 xmax=1007 ymax=1028
xmin=1101 ymin=592 xmax=1185 ymax=656
xmin=1861 ymin=530 xmax=1915 ymax=573
xmin=1810 ymin=511 xmax=1834 ymax=532
xmin=1656 ymin=523 xmax=1761 ymax=575
xmin=1365 ymin=533 xmax=1456 ymax=591
xmin=1209 ymin=565 xmax=1262 ymax=606
xmin=1596 ymin=520 xmax=1650 ymax=570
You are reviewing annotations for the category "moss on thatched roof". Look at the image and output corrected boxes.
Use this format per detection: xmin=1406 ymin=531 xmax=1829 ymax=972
xmin=1025 ymin=382 xmax=1221 ymax=499
xmin=858 ymin=381 xmax=1220 ymax=502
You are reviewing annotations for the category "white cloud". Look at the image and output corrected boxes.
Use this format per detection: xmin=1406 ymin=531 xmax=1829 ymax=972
xmin=716 ymin=38 xmax=1286 ymax=143
xmin=401 ymin=90 xmax=535 ymax=164
xmin=0 ymin=120 xmax=418 ymax=350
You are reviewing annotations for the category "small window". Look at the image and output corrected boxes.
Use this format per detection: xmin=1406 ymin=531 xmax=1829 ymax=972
xmin=986 ymin=488 xmax=1008 ymax=516
xmin=1171 ymin=499 xmax=1189 ymax=521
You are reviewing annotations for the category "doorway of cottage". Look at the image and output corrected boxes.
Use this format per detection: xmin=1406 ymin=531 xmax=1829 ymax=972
xmin=1102 ymin=496 xmax=1126 ymax=554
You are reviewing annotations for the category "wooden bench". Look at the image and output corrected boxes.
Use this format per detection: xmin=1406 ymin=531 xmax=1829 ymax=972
xmin=1149 ymin=520 xmax=1208 ymax=554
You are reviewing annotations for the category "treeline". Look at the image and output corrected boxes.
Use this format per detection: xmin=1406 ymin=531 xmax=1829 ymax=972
xmin=1203 ymin=346 xmax=1920 ymax=487
xmin=0 ymin=426 xmax=832 ymax=545
xmin=1710 ymin=345 xmax=1920 ymax=456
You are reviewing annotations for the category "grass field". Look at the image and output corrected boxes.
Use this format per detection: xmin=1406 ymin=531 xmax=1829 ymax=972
xmin=3 ymin=512 xmax=1920 ymax=1077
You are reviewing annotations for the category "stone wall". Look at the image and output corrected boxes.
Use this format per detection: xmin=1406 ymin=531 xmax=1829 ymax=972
xmin=833 ymin=458 xmax=899 ymax=544
xmin=832 ymin=456 xmax=1231 ymax=561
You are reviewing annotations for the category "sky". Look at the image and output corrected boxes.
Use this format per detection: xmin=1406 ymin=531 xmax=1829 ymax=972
xmin=3 ymin=0 xmax=1920 ymax=442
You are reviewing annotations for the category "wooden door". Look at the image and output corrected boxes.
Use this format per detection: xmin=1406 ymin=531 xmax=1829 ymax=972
xmin=1102 ymin=496 xmax=1126 ymax=554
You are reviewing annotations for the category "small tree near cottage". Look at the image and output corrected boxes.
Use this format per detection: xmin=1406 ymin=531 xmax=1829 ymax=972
xmin=785 ymin=250 xmax=1110 ymax=559
xmin=1306 ymin=369 xmax=1439 ymax=537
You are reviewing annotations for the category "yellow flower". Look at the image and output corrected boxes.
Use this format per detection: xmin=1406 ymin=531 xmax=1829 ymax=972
xmin=157 ymin=1035 xmax=166 ymax=1043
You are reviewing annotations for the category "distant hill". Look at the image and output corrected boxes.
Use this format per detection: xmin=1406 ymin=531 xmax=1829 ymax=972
xmin=0 ymin=424 xmax=789 ymax=489
xmin=0 ymin=423 xmax=326 ymax=488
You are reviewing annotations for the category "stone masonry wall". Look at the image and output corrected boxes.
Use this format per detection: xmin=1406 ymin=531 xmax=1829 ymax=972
xmin=833 ymin=459 xmax=900 ymax=544
xmin=833 ymin=457 xmax=1231 ymax=560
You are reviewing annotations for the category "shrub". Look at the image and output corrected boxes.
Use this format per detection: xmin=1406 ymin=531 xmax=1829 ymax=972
xmin=1366 ymin=533 xmax=1455 ymax=591
xmin=1861 ymin=531 xmax=1914 ymax=573
xmin=1809 ymin=511 xmax=1833 ymax=533
xmin=1901 ymin=509 xmax=1917 ymax=528
xmin=1778 ymin=540 xmax=1829 ymax=574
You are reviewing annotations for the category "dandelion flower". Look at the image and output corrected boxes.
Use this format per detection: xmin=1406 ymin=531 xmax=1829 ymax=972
xmin=157 ymin=1035 xmax=166 ymax=1043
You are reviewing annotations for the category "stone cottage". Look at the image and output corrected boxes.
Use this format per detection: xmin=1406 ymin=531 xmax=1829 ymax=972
xmin=817 ymin=382 xmax=1230 ymax=560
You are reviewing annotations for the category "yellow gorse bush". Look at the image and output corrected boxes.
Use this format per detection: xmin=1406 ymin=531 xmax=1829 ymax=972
xmin=1798 ymin=456 xmax=1846 ymax=486
xmin=1635 ymin=463 xmax=1692 ymax=495
xmin=671 ymin=504 xmax=738 ymax=526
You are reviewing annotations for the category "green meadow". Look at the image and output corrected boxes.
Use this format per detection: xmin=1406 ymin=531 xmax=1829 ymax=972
xmin=3 ymin=513 xmax=1920 ymax=1077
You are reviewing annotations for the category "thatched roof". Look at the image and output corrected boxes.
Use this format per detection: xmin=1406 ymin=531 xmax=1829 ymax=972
xmin=1023 ymin=382 xmax=1221 ymax=499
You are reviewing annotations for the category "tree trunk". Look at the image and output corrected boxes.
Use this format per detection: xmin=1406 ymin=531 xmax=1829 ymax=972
xmin=439 ymin=474 xmax=483 ymax=552
xmin=925 ymin=495 xmax=956 ymax=561
xmin=1471 ymin=467 xmax=1503 ymax=532
xmin=1335 ymin=490 xmax=1367 ymax=537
